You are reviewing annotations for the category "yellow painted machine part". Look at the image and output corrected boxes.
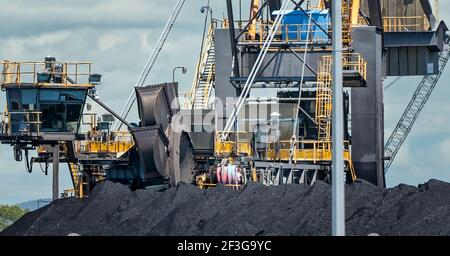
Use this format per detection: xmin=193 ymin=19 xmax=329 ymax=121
xmin=68 ymin=163 xmax=83 ymax=198
xmin=266 ymin=141 xmax=357 ymax=181
xmin=215 ymin=140 xmax=252 ymax=157
xmin=382 ymin=15 xmax=430 ymax=32
xmin=351 ymin=0 xmax=360 ymax=26
xmin=252 ymin=168 xmax=258 ymax=182
xmin=85 ymin=140 xmax=134 ymax=154
xmin=215 ymin=131 xmax=252 ymax=157
xmin=248 ymin=0 xmax=259 ymax=40
xmin=318 ymin=0 xmax=326 ymax=10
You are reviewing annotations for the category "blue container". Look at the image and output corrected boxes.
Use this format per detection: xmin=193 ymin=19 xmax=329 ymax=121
xmin=278 ymin=10 xmax=330 ymax=43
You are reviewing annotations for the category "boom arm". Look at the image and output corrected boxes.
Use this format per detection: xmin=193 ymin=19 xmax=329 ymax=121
xmin=384 ymin=40 xmax=450 ymax=173
xmin=115 ymin=0 xmax=186 ymax=130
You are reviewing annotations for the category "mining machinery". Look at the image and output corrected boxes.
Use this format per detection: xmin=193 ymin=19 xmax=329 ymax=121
xmin=0 ymin=0 xmax=448 ymax=199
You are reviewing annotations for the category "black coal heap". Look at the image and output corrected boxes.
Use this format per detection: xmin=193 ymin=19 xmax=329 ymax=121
xmin=3 ymin=179 xmax=450 ymax=236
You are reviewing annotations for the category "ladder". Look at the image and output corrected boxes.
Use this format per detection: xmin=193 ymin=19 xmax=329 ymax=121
xmin=314 ymin=1 xmax=354 ymax=142
xmin=384 ymin=41 xmax=450 ymax=172
xmin=341 ymin=0 xmax=352 ymax=47
xmin=315 ymin=56 xmax=333 ymax=142
xmin=191 ymin=22 xmax=216 ymax=109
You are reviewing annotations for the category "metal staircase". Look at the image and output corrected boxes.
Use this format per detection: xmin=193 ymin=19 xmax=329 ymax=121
xmin=315 ymin=55 xmax=333 ymax=142
xmin=384 ymin=41 xmax=450 ymax=172
xmin=190 ymin=22 xmax=216 ymax=109
xmin=68 ymin=162 xmax=84 ymax=197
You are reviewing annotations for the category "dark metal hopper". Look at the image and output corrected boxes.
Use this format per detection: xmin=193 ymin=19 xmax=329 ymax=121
xmin=131 ymin=125 xmax=169 ymax=179
xmin=135 ymin=83 xmax=179 ymax=131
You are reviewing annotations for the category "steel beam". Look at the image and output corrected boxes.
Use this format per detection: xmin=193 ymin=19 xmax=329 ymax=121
xmin=226 ymin=0 xmax=240 ymax=77
xmin=88 ymin=94 xmax=132 ymax=129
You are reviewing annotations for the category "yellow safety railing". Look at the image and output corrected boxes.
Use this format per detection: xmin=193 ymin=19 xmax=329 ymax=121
xmin=266 ymin=140 xmax=357 ymax=181
xmin=76 ymin=131 xmax=134 ymax=155
xmin=82 ymin=113 xmax=98 ymax=133
xmin=2 ymin=111 xmax=42 ymax=135
xmin=202 ymin=63 xmax=215 ymax=107
xmin=78 ymin=113 xmax=134 ymax=155
xmin=343 ymin=53 xmax=367 ymax=80
xmin=1 ymin=61 xmax=94 ymax=87
xmin=215 ymin=131 xmax=252 ymax=157
xmin=239 ymin=0 xmax=356 ymax=49
xmin=315 ymin=55 xmax=333 ymax=140
xmin=189 ymin=20 xmax=217 ymax=109
xmin=68 ymin=163 xmax=87 ymax=198
xmin=315 ymin=53 xmax=366 ymax=140
xmin=241 ymin=20 xmax=333 ymax=45
xmin=383 ymin=15 xmax=430 ymax=32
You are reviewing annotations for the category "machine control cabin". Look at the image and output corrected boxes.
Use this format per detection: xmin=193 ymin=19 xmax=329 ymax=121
xmin=0 ymin=57 xmax=101 ymax=143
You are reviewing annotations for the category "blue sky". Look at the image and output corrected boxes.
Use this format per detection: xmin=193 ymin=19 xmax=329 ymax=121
xmin=0 ymin=0 xmax=449 ymax=204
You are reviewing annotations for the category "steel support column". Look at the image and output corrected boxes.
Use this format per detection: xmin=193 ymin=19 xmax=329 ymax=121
xmin=52 ymin=144 xmax=60 ymax=201
xmin=331 ymin=0 xmax=345 ymax=236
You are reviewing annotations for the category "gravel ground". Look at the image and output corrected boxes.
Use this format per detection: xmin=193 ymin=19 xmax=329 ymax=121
xmin=3 ymin=179 xmax=450 ymax=236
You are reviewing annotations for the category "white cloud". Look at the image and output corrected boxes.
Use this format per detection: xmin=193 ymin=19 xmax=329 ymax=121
xmin=392 ymin=142 xmax=412 ymax=168
xmin=438 ymin=138 xmax=450 ymax=164
xmin=98 ymin=33 xmax=127 ymax=52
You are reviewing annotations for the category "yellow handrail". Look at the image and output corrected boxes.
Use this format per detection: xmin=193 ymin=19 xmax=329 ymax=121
xmin=1 ymin=61 xmax=95 ymax=87
xmin=189 ymin=21 xmax=217 ymax=109
xmin=202 ymin=63 xmax=215 ymax=107
xmin=383 ymin=15 xmax=430 ymax=32
xmin=4 ymin=111 xmax=42 ymax=135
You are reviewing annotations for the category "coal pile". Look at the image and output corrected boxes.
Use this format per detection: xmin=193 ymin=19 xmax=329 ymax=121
xmin=3 ymin=179 xmax=450 ymax=236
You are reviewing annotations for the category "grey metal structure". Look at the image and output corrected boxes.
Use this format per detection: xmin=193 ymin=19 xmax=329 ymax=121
xmin=351 ymin=26 xmax=385 ymax=187
xmin=385 ymin=40 xmax=450 ymax=172
xmin=2 ymin=0 xmax=449 ymax=201
xmin=350 ymin=0 xmax=447 ymax=186
xmin=205 ymin=0 xmax=448 ymax=188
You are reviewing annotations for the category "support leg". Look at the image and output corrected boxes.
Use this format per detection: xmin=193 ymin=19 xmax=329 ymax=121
xmin=53 ymin=144 xmax=60 ymax=201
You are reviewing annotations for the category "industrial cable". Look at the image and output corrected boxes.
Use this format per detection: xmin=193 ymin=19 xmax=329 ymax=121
xmin=39 ymin=162 xmax=46 ymax=175
xmin=384 ymin=77 xmax=402 ymax=90
xmin=292 ymin=11 xmax=313 ymax=135
xmin=290 ymin=11 xmax=313 ymax=163
xmin=24 ymin=150 xmax=32 ymax=173
xmin=116 ymin=0 xmax=186 ymax=130
xmin=221 ymin=0 xmax=290 ymax=139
